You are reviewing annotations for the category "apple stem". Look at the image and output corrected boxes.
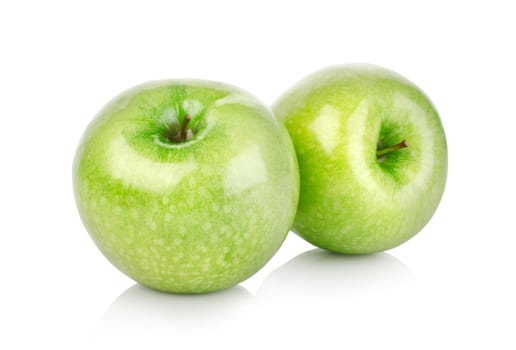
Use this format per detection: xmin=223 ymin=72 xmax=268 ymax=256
xmin=377 ymin=139 xmax=409 ymax=158
xmin=166 ymin=114 xmax=194 ymax=143
xmin=179 ymin=115 xmax=192 ymax=141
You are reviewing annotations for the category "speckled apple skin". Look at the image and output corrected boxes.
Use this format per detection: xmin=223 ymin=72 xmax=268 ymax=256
xmin=273 ymin=64 xmax=447 ymax=254
xmin=73 ymin=80 xmax=299 ymax=293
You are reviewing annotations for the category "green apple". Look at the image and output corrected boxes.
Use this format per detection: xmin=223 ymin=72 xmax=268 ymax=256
xmin=273 ymin=64 xmax=447 ymax=254
xmin=73 ymin=80 xmax=299 ymax=293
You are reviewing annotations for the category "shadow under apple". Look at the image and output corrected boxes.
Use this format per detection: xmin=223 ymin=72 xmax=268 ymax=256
xmin=258 ymin=248 xmax=415 ymax=303
xmin=95 ymin=283 xmax=253 ymax=336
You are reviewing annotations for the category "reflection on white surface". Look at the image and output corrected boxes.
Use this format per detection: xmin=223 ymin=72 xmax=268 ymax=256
xmin=253 ymin=249 xmax=417 ymax=343
xmin=95 ymin=249 xmax=414 ymax=338
xmin=258 ymin=248 xmax=414 ymax=302
xmin=95 ymin=284 xmax=252 ymax=336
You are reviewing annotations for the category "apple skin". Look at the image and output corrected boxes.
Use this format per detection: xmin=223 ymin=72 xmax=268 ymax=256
xmin=73 ymin=80 xmax=299 ymax=293
xmin=273 ymin=64 xmax=447 ymax=254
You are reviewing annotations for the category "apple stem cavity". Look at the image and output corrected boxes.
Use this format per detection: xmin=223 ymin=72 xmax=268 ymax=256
xmin=377 ymin=139 xmax=409 ymax=159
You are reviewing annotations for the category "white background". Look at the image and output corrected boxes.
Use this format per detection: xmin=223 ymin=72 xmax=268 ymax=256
xmin=1 ymin=0 xmax=515 ymax=348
